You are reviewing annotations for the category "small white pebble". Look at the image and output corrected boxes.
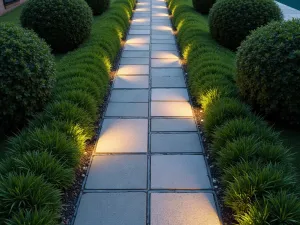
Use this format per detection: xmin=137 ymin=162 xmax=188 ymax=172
xmin=214 ymin=185 xmax=218 ymax=189
xmin=213 ymin=178 xmax=217 ymax=183
xmin=83 ymin=166 xmax=87 ymax=170
xmin=210 ymin=165 xmax=214 ymax=168
xmin=82 ymin=174 xmax=86 ymax=177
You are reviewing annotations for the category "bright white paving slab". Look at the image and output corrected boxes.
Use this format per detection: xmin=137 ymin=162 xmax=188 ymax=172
xmin=151 ymin=88 xmax=189 ymax=101
xmin=151 ymin=102 xmax=193 ymax=117
xmin=96 ymin=119 xmax=148 ymax=153
xmin=151 ymin=193 xmax=221 ymax=225
xmin=151 ymin=155 xmax=211 ymax=189
xmin=113 ymin=76 xmax=149 ymax=89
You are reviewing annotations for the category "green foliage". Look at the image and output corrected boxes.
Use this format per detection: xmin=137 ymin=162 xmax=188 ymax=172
xmin=21 ymin=0 xmax=93 ymax=52
xmin=167 ymin=0 xmax=300 ymax=222
xmin=192 ymin=0 xmax=216 ymax=14
xmin=217 ymin=136 xmax=292 ymax=169
xmin=85 ymin=0 xmax=110 ymax=15
xmin=209 ymin=0 xmax=283 ymax=50
xmin=224 ymin=164 xmax=297 ymax=214
xmin=0 ymin=173 xmax=61 ymax=222
xmin=7 ymin=128 xmax=81 ymax=168
xmin=237 ymin=19 xmax=300 ymax=125
xmin=204 ymin=98 xmax=252 ymax=136
xmin=236 ymin=192 xmax=300 ymax=225
xmin=0 ymin=23 xmax=55 ymax=133
xmin=5 ymin=209 xmax=58 ymax=225
xmin=212 ymin=117 xmax=280 ymax=153
xmin=0 ymin=151 xmax=74 ymax=189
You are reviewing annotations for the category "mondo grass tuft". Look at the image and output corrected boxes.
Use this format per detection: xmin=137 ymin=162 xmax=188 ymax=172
xmin=7 ymin=128 xmax=81 ymax=168
xmin=0 ymin=151 xmax=74 ymax=189
xmin=236 ymin=191 xmax=300 ymax=225
xmin=203 ymin=97 xmax=252 ymax=137
xmin=212 ymin=117 xmax=280 ymax=154
xmin=224 ymin=164 xmax=297 ymax=214
xmin=0 ymin=173 xmax=61 ymax=222
xmin=217 ymin=136 xmax=293 ymax=170
xmin=5 ymin=209 xmax=58 ymax=225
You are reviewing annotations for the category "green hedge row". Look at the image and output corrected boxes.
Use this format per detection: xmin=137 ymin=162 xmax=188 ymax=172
xmin=0 ymin=0 xmax=135 ymax=223
xmin=167 ymin=0 xmax=300 ymax=223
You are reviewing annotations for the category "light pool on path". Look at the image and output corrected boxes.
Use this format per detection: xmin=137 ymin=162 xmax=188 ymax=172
xmin=73 ymin=0 xmax=222 ymax=224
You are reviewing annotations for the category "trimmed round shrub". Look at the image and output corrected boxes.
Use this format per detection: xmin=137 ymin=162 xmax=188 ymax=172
xmin=236 ymin=191 xmax=300 ymax=225
xmin=236 ymin=20 xmax=300 ymax=125
xmin=224 ymin=164 xmax=297 ymax=214
xmin=21 ymin=0 xmax=93 ymax=52
xmin=0 ymin=173 xmax=61 ymax=222
xmin=0 ymin=151 xmax=74 ymax=189
xmin=193 ymin=0 xmax=216 ymax=14
xmin=85 ymin=0 xmax=110 ymax=15
xmin=203 ymin=98 xmax=252 ymax=137
xmin=209 ymin=0 xmax=283 ymax=50
xmin=5 ymin=209 xmax=58 ymax=225
xmin=0 ymin=23 xmax=55 ymax=133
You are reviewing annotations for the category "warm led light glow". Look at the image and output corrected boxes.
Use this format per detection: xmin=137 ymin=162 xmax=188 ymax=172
xmin=152 ymin=5 xmax=165 ymax=9
xmin=127 ymin=37 xmax=150 ymax=44
xmin=153 ymin=52 xmax=178 ymax=59
xmin=152 ymin=25 xmax=172 ymax=31
xmin=152 ymin=102 xmax=193 ymax=117
xmin=132 ymin=18 xmax=149 ymax=23
xmin=152 ymin=13 xmax=169 ymax=17
xmin=136 ymin=8 xmax=150 ymax=12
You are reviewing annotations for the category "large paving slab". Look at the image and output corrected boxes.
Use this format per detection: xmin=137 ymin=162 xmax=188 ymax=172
xmin=96 ymin=119 xmax=148 ymax=153
xmin=151 ymin=102 xmax=193 ymax=117
xmin=124 ymin=43 xmax=150 ymax=51
xmin=126 ymin=35 xmax=150 ymax=44
xmin=151 ymin=68 xmax=183 ymax=76
xmin=122 ymin=50 xmax=150 ymax=58
xmin=130 ymin=25 xmax=151 ymax=30
xmin=106 ymin=103 xmax=148 ymax=117
xmin=152 ymin=34 xmax=174 ymax=39
xmin=151 ymin=39 xmax=176 ymax=44
xmin=151 ymin=44 xmax=177 ymax=51
xmin=151 ymin=133 xmax=202 ymax=153
xmin=117 ymin=65 xmax=149 ymax=75
xmin=120 ymin=57 xmax=149 ymax=65
xmin=151 ymin=193 xmax=221 ymax=225
xmin=129 ymin=30 xmax=151 ymax=35
xmin=152 ymin=88 xmax=189 ymax=101
xmin=151 ymin=50 xmax=179 ymax=59
xmin=110 ymin=89 xmax=149 ymax=102
xmin=151 ymin=59 xmax=181 ymax=67
xmin=151 ymin=76 xmax=186 ymax=88
xmin=86 ymin=155 xmax=147 ymax=189
xmin=113 ymin=76 xmax=149 ymax=89
xmin=74 ymin=193 xmax=146 ymax=225
xmin=151 ymin=118 xmax=197 ymax=132
xmin=151 ymin=155 xmax=211 ymax=189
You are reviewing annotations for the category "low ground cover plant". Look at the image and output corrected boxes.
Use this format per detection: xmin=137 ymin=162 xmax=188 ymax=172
xmin=167 ymin=0 xmax=300 ymax=223
xmin=209 ymin=0 xmax=283 ymax=50
xmin=21 ymin=0 xmax=93 ymax=52
xmin=0 ymin=0 xmax=135 ymax=223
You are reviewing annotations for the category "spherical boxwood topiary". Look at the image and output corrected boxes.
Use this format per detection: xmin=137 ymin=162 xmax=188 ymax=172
xmin=236 ymin=20 xmax=300 ymax=125
xmin=209 ymin=0 xmax=283 ymax=50
xmin=85 ymin=0 xmax=110 ymax=15
xmin=21 ymin=0 xmax=93 ymax=52
xmin=193 ymin=0 xmax=216 ymax=14
xmin=0 ymin=23 xmax=55 ymax=133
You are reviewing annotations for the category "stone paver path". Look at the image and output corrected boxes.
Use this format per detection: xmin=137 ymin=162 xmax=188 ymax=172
xmin=276 ymin=1 xmax=300 ymax=20
xmin=73 ymin=0 xmax=222 ymax=224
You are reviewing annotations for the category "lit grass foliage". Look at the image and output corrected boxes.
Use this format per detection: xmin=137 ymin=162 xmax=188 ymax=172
xmin=0 ymin=0 xmax=135 ymax=223
xmin=167 ymin=0 xmax=299 ymax=223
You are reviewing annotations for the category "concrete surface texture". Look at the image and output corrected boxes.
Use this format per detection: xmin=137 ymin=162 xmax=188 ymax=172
xmin=73 ymin=0 xmax=222 ymax=224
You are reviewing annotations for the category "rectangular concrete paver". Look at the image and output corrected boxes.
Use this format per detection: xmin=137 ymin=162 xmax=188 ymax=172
xmin=113 ymin=76 xmax=149 ymax=89
xmin=110 ymin=89 xmax=149 ymax=102
xmin=151 ymin=68 xmax=184 ymax=76
xmin=151 ymin=133 xmax=202 ymax=153
xmin=74 ymin=193 xmax=146 ymax=225
xmin=151 ymin=155 xmax=211 ymax=189
xmin=152 ymin=88 xmax=189 ymax=101
xmin=151 ymin=59 xmax=181 ymax=67
xmin=96 ymin=119 xmax=148 ymax=153
xmin=120 ymin=57 xmax=149 ymax=65
xmin=124 ymin=43 xmax=150 ymax=51
xmin=151 ymin=102 xmax=193 ymax=117
xmin=122 ymin=50 xmax=150 ymax=58
xmin=86 ymin=155 xmax=147 ymax=189
xmin=151 ymin=193 xmax=221 ymax=225
xmin=151 ymin=76 xmax=186 ymax=88
xmin=117 ymin=65 xmax=149 ymax=75
xmin=151 ymin=50 xmax=179 ymax=58
xmin=151 ymin=118 xmax=197 ymax=132
xmin=106 ymin=103 xmax=148 ymax=117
